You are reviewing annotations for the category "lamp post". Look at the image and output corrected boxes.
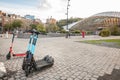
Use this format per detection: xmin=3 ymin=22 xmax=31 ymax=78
xmin=66 ymin=0 xmax=70 ymax=30
xmin=65 ymin=0 xmax=70 ymax=38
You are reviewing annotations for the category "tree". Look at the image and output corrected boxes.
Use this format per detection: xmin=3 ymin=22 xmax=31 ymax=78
xmin=3 ymin=19 xmax=22 ymax=32
xmin=60 ymin=29 xmax=67 ymax=33
xmin=30 ymin=24 xmax=37 ymax=29
xmin=36 ymin=23 xmax=46 ymax=33
xmin=3 ymin=23 xmax=12 ymax=31
xmin=46 ymin=23 xmax=59 ymax=32
xmin=110 ymin=25 xmax=120 ymax=35
xmin=12 ymin=20 xmax=22 ymax=29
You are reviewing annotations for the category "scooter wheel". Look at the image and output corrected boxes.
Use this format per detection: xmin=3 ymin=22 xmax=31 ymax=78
xmin=43 ymin=55 xmax=49 ymax=61
xmin=25 ymin=64 xmax=30 ymax=77
xmin=22 ymin=58 xmax=26 ymax=70
xmin=47 ymin=56 xmax=54 ymax=63
xmin=6 ymin=52 xmax=11 ymax=60
xmin=32 ymin=59 xmax=37 ymax=71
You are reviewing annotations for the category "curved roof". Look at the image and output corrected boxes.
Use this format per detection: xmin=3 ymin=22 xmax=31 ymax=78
xmin=71 ymin=11 xmax=120 ymax=31
xmin=93 ymin=11 xmax=120 ymax=18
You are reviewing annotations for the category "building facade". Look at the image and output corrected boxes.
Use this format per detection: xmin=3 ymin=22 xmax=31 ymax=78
xmin=24 ymin=15 xmax=35 ymax=20
xmin=0 ymin=10 xmax=42 ymax=32
xmin=0 ymin=11 xmax=6 ymax=33
xmin=46 ymin=16 xmax=56 ymax=24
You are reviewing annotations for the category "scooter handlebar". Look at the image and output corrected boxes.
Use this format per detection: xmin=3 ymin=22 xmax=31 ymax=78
xmin=26 ymin=29 xmax=40 ymax=35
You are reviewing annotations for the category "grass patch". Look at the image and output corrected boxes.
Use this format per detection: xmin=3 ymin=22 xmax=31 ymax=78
xmin=80 ymin=39 xmax=120 ymax=48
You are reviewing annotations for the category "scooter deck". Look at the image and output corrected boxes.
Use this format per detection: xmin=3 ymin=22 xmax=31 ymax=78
xmin=36 ymin=59 xmax=53 ymax=70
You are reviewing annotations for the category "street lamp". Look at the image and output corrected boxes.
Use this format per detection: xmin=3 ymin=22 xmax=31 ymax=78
xmin=66 ymin=0 xmax=70 ymax=31
xmin=65 ymin=0 xmax=70 ymax=38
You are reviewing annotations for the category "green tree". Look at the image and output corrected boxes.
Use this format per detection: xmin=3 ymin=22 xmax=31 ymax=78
xmin=46 ymin=23 xmax=59 ymax=32
xmin=36 ymin=23 xmax=46 ymax=32
xmin=3 ymin=23 xmax=12 ymax=31
xmin=12 ymin=20 xmax=22 ymax=29
xmin=110 ymin=25 xmax=120 ymax=35
xmin=30 ymin=24 xmax=37 ymax=29
xmin=60 ymin=29 xmax=67 ymax=33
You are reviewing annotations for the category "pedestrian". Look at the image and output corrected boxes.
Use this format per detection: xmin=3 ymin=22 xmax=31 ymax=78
xmin=81 ymin=30 xmax=85 ymax=38
xmin=68 ymin=31 xmax=70 ymax=38
xmin=16 ymin=30 xmax=19 ymax=37
xmin=6 ymin=31 xmax=8 ymax=38
xmin=66 ymin=31 xmax=70 ymax=38
xmin=66 ymin=32 xmax=68 ymax=38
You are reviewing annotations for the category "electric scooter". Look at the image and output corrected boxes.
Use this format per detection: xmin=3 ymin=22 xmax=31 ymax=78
xmin=22 ymin=30 xmax=54 ymax=76
xmin=6 ymin=33 xmax=26 ymax=60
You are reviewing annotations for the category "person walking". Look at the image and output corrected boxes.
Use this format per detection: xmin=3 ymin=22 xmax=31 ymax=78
xmin=6 ymin=31 xmax=8 ymax=38
xmin=81 ymin=30 xmax=85 ymax=38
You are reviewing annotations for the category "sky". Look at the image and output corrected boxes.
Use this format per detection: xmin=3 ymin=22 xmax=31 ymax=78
xmin=0 ymin=0 xmax=120 ymax=22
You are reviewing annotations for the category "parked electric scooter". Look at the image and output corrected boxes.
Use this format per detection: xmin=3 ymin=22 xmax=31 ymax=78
xmin=22 ymin=30 xmax=54 ymax=76
xmin=6 ymin=33 xmax=26 ymax=60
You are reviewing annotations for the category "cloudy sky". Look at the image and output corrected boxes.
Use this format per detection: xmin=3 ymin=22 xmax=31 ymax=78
xmin=0 ymin=0 xmax=120 ymax=22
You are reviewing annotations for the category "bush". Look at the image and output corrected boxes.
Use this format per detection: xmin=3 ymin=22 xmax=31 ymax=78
xmin=99 ymin=29 xmax=111 ymax=37
xmin=72 ymin=30 xmax=80 ymax=34
xmin=60 ymin=29 xmax=67 ymax=33
xmin=110 ymin=25 xmax=120 ymax=36
xmin=86 ymin=31 xmax=93 ymax=35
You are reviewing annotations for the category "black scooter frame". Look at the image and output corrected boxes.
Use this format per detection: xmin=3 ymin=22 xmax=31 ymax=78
xmin=22 ymin=31 xmax=54 ymax=76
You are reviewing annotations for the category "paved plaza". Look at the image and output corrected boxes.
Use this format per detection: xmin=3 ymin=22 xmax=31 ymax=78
xmin=0 ymin=35 xmax=120 ymax=80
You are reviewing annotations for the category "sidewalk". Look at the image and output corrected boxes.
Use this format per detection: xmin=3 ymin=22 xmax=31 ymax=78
xmin=0 ymin=35 xmax=120 ymax=80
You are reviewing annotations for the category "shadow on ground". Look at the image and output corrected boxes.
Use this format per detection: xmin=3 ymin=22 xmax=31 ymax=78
xmin=0 ymin=68 xmax=17 ymax=80
xmin=98 ymin=69 xmax=120 ymax=80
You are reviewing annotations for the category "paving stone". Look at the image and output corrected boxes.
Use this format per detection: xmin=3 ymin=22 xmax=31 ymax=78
xmin=83 ymin=77 xmax=91 ymax=80
xmin=15 ymin=79 xmax=21 ymax=80
xmin=3 ymin=77 xmax=8 ymax=80
xmin=8 ymin=78 xmax=14 ymax=80
xmin=90 ymin=77 xmax=97 ymax=80
xmin=67 ymin=78 xmax=73 ymax=80
xmin=77 ymin=76 xmax=83 ymax=79
xmin=20 ymin=76 xmax=26 ymax=80
xmin=92 ymin=75 xmax=99 ymax=78
xmin=114 ymin=65 xmax=120 ymax=69
xmin=74 ymin=78 xmax=80 ymax=80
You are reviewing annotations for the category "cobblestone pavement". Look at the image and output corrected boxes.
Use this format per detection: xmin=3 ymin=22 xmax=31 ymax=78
xmin=0 ymin=35 xmax=120 ymax=80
